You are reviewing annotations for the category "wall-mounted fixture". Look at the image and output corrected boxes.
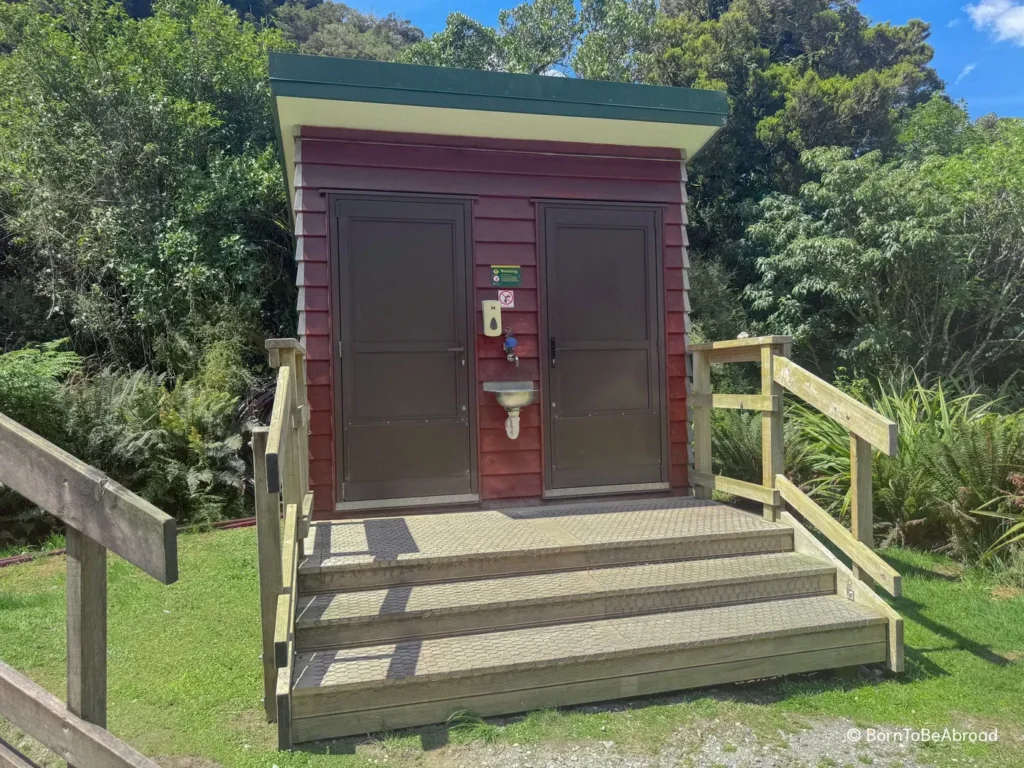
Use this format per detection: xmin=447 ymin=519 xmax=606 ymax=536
xmin=482 ymin=381 xmax=537 ymax=440
xmin=503 ymin=328 xmax=519 ymax=367
xmin=482 ymin=300 xmax=502 ymax=337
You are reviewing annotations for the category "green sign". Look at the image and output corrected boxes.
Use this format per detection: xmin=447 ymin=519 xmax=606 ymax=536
xmin=490 ymin=265 xmax=521 ymax=287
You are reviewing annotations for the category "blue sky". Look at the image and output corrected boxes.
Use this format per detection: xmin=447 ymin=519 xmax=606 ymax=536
xmin=351 ymin=0 xmax=1024 ymax=117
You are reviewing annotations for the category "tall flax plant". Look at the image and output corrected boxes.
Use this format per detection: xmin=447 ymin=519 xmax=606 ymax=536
xmin=788 ymin=378 xmax=1022 ymax=556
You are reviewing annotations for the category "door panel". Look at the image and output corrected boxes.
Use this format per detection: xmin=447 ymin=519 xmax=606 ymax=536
xmin=334 ymin=197 xmax=474 ymax=502
xmin=543 ymin=205 xmax=666 ymax=490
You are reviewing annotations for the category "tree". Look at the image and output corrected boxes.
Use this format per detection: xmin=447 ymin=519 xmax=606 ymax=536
xmin=745 ymin=114 xmax=1024 ymax=383
xmin=0 ymin=0 xmax=295 ymax=371
xmin=274 ymin=1 xmax=423 ymax=61
xmin=401 ymin=12 xmax=506 ymax=70
xmin=656 ymin=0 xmax=940 ymax=308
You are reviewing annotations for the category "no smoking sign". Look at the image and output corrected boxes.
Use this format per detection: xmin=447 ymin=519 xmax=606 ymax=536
xmin=498 ymin=289 xmax=515 ymax=308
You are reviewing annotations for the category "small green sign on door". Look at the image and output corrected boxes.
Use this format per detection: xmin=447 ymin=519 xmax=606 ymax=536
xmin=490 ymin=265 xmax=521 ymax=287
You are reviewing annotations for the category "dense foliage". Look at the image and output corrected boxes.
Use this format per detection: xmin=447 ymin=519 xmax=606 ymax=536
xmin=0 ymin=0 xmax=1022 ymax=574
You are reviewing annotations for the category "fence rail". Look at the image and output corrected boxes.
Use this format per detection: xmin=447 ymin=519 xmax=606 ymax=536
xmin=0 ymin=412 xmax=177 ymax=767
xmin=689 ymin=336 xmax=902 ymax=599
xmin=0 ymin=662 xmax=160 ymax=768
xmin=252 ymin=338 xmax=312 ymax=750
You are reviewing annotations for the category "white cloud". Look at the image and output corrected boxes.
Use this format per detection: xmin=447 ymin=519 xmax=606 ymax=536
xmin=948 ymin=18 xmax=961 ymax=27
xmin=967 ymin=0 xmax=1024 ymax=45
xmin=955 ymin=62 xmax=978 ymax=83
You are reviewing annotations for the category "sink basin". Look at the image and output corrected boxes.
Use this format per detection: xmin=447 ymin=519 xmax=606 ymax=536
xmin=483 ymin=381 xmax=538 ymax=410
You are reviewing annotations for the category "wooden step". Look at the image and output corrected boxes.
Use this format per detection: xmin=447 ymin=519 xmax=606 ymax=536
xmin=295 ymin=552 xmax=835 ymax=649
xmin=288 ymin=595 xmax=887 ymax=742
xmin=298 ymin=499 xmax=793 ymax=593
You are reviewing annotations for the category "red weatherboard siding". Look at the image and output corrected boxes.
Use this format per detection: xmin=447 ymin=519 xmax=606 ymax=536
xmin=291 ymin=127 xmax=691 ymax=510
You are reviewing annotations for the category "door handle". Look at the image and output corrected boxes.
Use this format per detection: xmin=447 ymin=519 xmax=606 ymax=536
xmin=550 ymin=337 xmax=556 ymax=368
xmin=447 ymin=346 xmax=466 ymax=366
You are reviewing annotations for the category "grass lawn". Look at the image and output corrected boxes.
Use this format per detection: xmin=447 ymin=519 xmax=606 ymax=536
xmin=1 ymin=526 xmax=1023 ymax=767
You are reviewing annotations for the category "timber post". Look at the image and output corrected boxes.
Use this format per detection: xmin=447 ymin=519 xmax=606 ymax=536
xmin=0 ymin=412 xmax=177 ymax=767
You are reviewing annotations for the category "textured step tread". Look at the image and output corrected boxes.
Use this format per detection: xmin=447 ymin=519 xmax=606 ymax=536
xmin=299 ymin=498 xmax=789 ymax=574
xmin=296 ymin=552 xmax=832 ymax=629
xmin=292 ymin=595 xmax=883 ymax=694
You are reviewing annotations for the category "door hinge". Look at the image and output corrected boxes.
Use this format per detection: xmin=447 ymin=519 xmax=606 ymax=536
xmin=338 ymin=341 xmax=343 ymax=359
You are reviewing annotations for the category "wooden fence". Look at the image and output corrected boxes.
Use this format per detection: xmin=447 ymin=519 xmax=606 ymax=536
xmin=251 ymin=339 xmax=312 ymax=750
xmin=689 ymin=336 xmax=903 ymax=599
xmin=0 ymin=412 xmax=178 ymax=768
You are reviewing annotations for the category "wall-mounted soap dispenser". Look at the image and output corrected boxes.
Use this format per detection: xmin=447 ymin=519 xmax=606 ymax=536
xmin=482 ymin=300 xmax=502 ymax=337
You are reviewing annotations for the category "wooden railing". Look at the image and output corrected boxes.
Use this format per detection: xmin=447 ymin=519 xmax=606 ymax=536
xmin=689 ymin=336 xmax=902 ymax=598
xmin=251 ymin=338 xmax=312 ymax=750
xmin=0 ymin=413 xmax=178 ymax=768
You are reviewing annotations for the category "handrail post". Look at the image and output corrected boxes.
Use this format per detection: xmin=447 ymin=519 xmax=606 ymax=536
xmin=760 ymin=342 xmax=789 ymax=521
xmin=691 ymin=349 xmax=712 ymax=500
xmin=252 ymin=427 xmax=282 ymax=723
xmin=66 ymin=528 xmax=108 ymax=763
xmin=267 ymin=340 xmax=309 ymax=551
xmin=850 ymin=435 xmax=874 ymax=583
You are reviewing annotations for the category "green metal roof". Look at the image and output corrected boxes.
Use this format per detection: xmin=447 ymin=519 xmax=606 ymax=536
xmin=269 ymin=53 xmax=728 ymax=129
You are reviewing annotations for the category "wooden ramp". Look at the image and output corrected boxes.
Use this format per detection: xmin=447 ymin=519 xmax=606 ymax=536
xmin=279 ymin=497 xmax=901 ymax=743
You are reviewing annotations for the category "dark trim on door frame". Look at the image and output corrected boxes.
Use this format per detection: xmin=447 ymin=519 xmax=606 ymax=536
xmin=536 ymin=200 xmax=669 ymax=493
xmin=327 ymin=191 xmax=479 ymax=504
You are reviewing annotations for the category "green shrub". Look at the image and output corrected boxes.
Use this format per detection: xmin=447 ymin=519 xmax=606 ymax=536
xmin=0 ymin=340 xmax=80 ymax=438
xmin=0 ymin=341 xmax=82 ymax=548
xmin=786 ymin=378 xmax=1024 ymax=557
xmin=0 ymin=337 xmax=251 ymax=548
xmin=66 ymin=367 xmax=248 ymax=527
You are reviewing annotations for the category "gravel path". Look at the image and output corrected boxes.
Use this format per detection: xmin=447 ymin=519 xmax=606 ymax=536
xmin=364 ymin=717 xmax=957 ymax=768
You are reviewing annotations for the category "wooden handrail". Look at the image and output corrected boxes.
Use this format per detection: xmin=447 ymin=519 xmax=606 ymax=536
xmin=690 ymin=336 xmax=790 ymax=520
xmin=689 ymin=335 xmax=900 ymax=600
xmin=776 ymin=476 xmax=901 ymax=596
xmin=0 ymin=662 xmax=160 ymax=768
xmin=773 ymin=356 xmax=897 ymax=456
xmin=0 ymin=413 xmax=177 ymax=767
xmin=253 ymin=338 xmax=313 ymax=748
xmin=0 ymin=414 xmax=177 ymax=583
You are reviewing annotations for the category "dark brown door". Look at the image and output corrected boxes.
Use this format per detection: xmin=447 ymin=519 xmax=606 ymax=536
xmin=542 ymin=205 xmax=666 ymax=490
xmin=333 ymin=196 xmax=475 ymax=502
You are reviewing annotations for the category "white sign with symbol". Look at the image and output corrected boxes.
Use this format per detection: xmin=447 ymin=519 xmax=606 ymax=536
xmin=498 ymin=289 xmax=515 ymax=308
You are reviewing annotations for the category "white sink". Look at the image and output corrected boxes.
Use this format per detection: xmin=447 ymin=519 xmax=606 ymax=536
xmin=483 ymin=381 xmax=538 ymax=410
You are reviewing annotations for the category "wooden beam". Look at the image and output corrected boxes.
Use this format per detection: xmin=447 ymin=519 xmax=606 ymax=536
xmin=783 ymin=511 xmax=904 ymax=673
xmin=265 ymin=338 xmax=307 ymax=353
xmin=66 ymin=530 xmax=107 ymax=741
xmin=703 ymin=347 xmax=761 ymax=364
xmin=850 ymin=435 xmax=874 ymax=583
xmin=776 ymin=475 xmax=901 ymax=597
xmin=688 ymin=336 xmax=792 ymax=351
xmin=0 ymin=738 xmax=37 ymax=768
xmin=292 ymin=355 xmax=310 ymax=542
xmin=266 ymin=338 xmax=306 ymax=369
xmin=252 ymin=428 xmax=282 ymax=723
xmin=690 ymin=471 xmax=780 ymax=506
xmin=0 ymin=414 xmax=177 ymax=584
xmin=274 ymin=502 xmax=299 ymax=669
xmin=761 ymin=343 xmax=787 ymax=521
xmin=276 ymin=654 xmax=293 ymax=751
xmin=689 ymin=394 xmax=777 ymax=411
xmin=690 ymin=351 xmax=712 ymax=499
xmin=265 ymin=367 xmax=291 ymax=495
xmin=772 ymin=357 xmax=897 ymax=456
xmin=0 ymin=662 xmax=160 ymax=768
